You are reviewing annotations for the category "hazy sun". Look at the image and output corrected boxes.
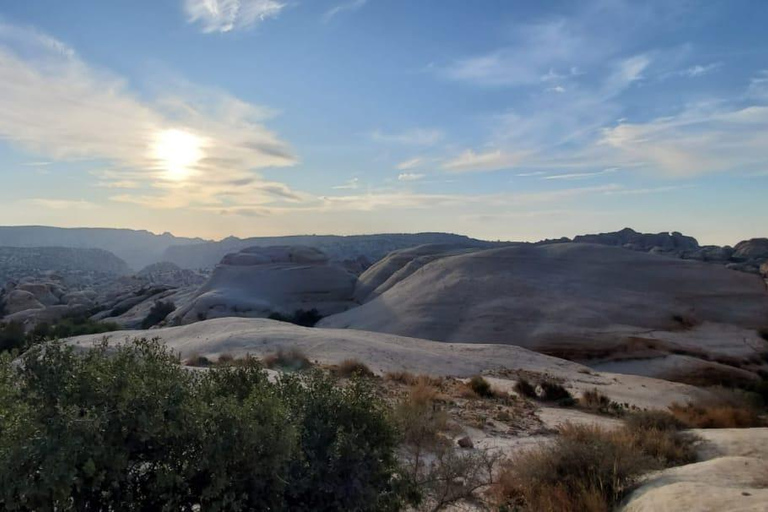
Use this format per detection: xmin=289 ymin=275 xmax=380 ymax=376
xmin=152 ymin=129 xmax=204 ymax=180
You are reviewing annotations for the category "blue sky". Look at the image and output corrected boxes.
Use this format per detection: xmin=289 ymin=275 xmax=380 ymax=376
xmin=0 ymin=0 xmax=766 ymax=244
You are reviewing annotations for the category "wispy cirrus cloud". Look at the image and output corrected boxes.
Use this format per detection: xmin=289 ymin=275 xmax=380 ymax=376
xmin=442 ymin=149 xmax=529 ymax=173
xmin=24 ymin=198 xmax=99 ymax=210
xmin=372 ymin=128 xmax=443 ymax=146
xmin=184 ymin=0 xmax=285 ymax=33
xmin=323 ymin=0 xmax=368 ymax=23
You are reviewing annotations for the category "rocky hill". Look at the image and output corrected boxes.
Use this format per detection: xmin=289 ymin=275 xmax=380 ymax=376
xmin=320 ymin=243 xmax=768 ymax=383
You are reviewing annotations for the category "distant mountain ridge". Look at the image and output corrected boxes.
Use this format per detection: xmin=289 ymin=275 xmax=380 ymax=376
xmin=0 ymin=246 xmax=130 ymax=282
xmin=0 ymin=226 xmax=206 ymax=270
xmin=162 ymin=233 xmax=500 ymax=270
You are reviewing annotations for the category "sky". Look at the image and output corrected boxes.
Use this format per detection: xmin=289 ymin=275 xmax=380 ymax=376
xmin=0 ymin=0 xmax=766 ymax=245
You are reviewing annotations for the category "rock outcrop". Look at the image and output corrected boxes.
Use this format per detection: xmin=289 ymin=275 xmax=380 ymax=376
xmin=173 ymin=246 xmax=358 ymax=324
xmin=573 ymin=227 xmax=699 ymax=255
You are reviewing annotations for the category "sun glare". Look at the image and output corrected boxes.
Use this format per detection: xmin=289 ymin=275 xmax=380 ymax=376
xmin=152 ymin=129 xmax=204 ymax=181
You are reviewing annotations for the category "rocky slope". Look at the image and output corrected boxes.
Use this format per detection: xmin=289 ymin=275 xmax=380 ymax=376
xmin=67 ymin=317 xmax=709 ymax=409
xmin=320 ymin=243 xmax=768 ymax=377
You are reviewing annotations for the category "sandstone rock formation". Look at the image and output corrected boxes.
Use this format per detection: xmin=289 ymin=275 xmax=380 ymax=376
xmin=319 ymin=243 xmax=768 ymax=363
xmin=163 ymin=232 xmax=498 ymax=271
xmin=173 ymin=246 xmax=358 ymax=324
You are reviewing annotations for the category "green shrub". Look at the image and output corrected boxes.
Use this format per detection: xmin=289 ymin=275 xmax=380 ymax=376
xmin=514 ymin=378 xmax=537 ymax=398
xmin=0 ymin=339 xmax=416 ymax=511
xmin=468 ymin=375 xmax=495 ymax=398
xmin=0 ymin=321 xmax=26 ymax=353
xmin=141 ymin=300 xmax=176 ymax=329
xmin=539 ymin=380 xmax=575 ymax=405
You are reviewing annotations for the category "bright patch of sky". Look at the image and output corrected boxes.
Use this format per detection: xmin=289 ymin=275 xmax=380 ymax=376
xmin=0 ymin=0 xmax=766 ymax=244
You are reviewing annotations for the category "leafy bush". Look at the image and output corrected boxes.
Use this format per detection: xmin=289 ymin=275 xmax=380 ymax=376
xmin=141 ymin=300 xmax=175 ymax=329
xmin=468 ymin=375 xmax=495 ymax=398
xmin=263 ymin=348 xmax=313 ymax=372
xmin=268 ymin=308 xmax=323 ymax=327
xmin=334 ymin=358 xmax=374 ymax=378
xmin=0 ymin=339 xmax=416 ymax=511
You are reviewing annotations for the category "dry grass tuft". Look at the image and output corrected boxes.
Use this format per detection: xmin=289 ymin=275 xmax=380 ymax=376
xmin=669 ymin=401 xmax=761 ymax=428
xmin=491 ymin=414 xmax=699 ymax=511
xmin=384 ymin=371 xmax=443 ymax=387
xmin=492 ymin=423 xmax=654 ymax=512
xmin=333 ymin=358 xmax=374 ymax=378
xmin=262 ymin=348 xmax=312 ymax=372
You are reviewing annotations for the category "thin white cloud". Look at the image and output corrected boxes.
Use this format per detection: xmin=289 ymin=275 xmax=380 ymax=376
xmin=396 ymin=157 xmax=424 ymax=170
xmin=599 ymin=102 xmax=768 ymax=176
xmin=442 ymin=149 xmax=528 ymax=173
xmin=323 ymin=0 xmax=368 ymax=22
xmin=372 ymin=128 xmax=443 ymax=146
xmin=681 ymin=62 xmax=722 ymax=78
xmin=25 ymin=198 xmax=99 ymax=210
xmin=184 ymin=0 xmax=285 ymax=33
xmin=397 ymin=172 xmax=425 ymax=181
xmin=0 ymin=23 xmax=298 ymax=210
xmin=543 ymin=168 xmax=619 ymax=180
xmin=332 ymin=177 xmax=360 ymax=190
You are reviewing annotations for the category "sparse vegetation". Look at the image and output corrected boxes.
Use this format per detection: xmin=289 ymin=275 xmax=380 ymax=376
xmin=394 ymin=379 xmax=499 ymax=510
xmin=0 ymin=339 xmax=417 ymax=511
xmin=580 ymin=388 xmax=627 ymax=416
xmin=758 ymin=328 xmax=768 ymax=343
xmin=468 ymin=374 xmax=495 ymax=398
xmin=262 ymin=348 xmax=313 ymax=371
xmin=334 ymin=358 xmax=374 ymax=378
xmin=492 ymin=418 xmax=697 ymax=512
xmin=669 ymin=400 xmax=762 ymax=428
xmin=268 ymin=308 xmax=323 ymax=327
xmin=141 ymin=300 xmax=175 ymax=329
xmin=539 ymin=380 xmax=575 ymax=405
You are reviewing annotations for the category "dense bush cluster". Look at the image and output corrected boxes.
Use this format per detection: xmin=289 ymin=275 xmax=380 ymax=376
xmin=0 ymin=315 xmax=119 ymax=354
xmin=0 ymin=339 xmax=417 ymax=511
